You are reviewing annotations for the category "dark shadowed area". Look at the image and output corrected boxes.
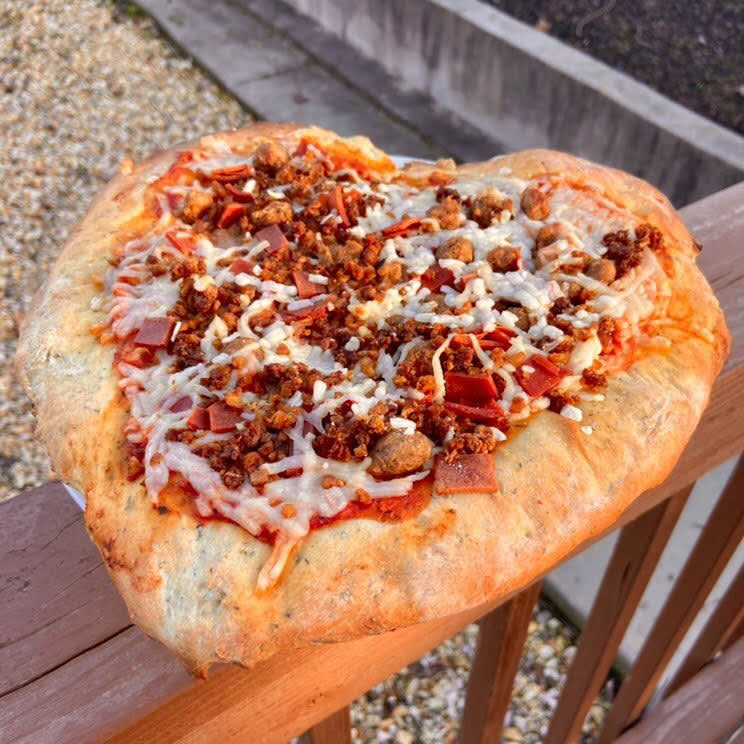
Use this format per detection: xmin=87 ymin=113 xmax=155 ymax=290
xmin=487 ymin=0 xmax=744 ymax=135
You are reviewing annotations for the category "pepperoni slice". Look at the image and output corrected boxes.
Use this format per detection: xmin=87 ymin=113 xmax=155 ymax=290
xmin=218 ymin=203 xmax=245 ymax=229
xmin=186 ymin=406 xmax=210 ymax=430
xmin=225 ymin=183 xmax=254 ymax=203
xmin=254 ymin=224 xmax=288 ymax=252
xmin=153 ymin=165 xmax=195 ymax=190
xmin=169 ymin=396 xmax=192 ymax=413
xmin=210 ymin=164 xmax=253 ymax=183
xmin=434 ymin=453 xmax=499 ymax=495
xmin=382 ymin=217 xmax=422 ymax=237
xmin=515 ymin=355 xmax=566 ymax=398
xmin=478 ymin=327 xmax=517 ymax=351
xmin=444 ymin=400 xmax=505 ymax=424
xmin=134 ymin=317 xmax=174 ymax=348
xmin=285 ymin=298 xmax=328 ymax=321
xmin=292 ymin=271 xmax=325 ymax=299
xmin=444 ymin=372 xmax=499 ymax=406
xmin=334 ymin=186 xmax=350 ymax=226
xmin=165 ymin=230 xmax=196 ymax=255
xmin=421 ymin=264 xmax=455 ymax=292
xmin=229 ymin=258 xmax=256 ymax=275
xmin=207 ymin=401 xmax=243 ymax=433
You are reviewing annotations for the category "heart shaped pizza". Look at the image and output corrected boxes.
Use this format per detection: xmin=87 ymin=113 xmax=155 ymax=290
xmin=17 ymin=123 xmax=729 ymax=674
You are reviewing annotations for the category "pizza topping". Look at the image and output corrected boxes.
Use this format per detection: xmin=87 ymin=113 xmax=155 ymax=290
xmin=514 ymin=356 xmax=566 ymax=398
xmin=444 ymin=372 xmax=499 ymax=406
xmin=381 ymin=216 xmax=423 ymax=238
xmin=437 ymin=236 xmax=473 ymax=263
xmin=134 ymin=317 xmax=174 ymax=348
xmin=444 ymin=400 xmax=507 ymax=425
xmin=585 ymin=258 xmax=617 ymax=284
xmin=206 ymin=401 xmax=243 ymax=433
xmin=434 ymin=453 xmax=499 ymax=495
xmin=253 ymin=141 xmax=289 ymax=172
xmin=368 ymin=430 xmax=433 ymax=478
xmin=100 ymin=132 xmax=672 ymax=588
xmin=182 ymin=190 xmax=213 ymax=222
xmin=421 ymin=264 xmax=455 ymax=292
xmin=165 ymin=230 xmax=197 ymax=255
xmin=217 ymin=202 xmax=245 ymax=229
xmin=169 ymin=395 xmax=193 ymax=413
xmin=210 ymin=164 xmax=254 ymax=183
xmin=292 ymin=271 xmax=325 ymax=299
xmin=255 ymin=224 xmax=288 ymax=252
xmin=467 ymin=189 xmax=514 ymax=227
xmin=229 ymin=258 xmax=256 ymax=275
xmin=520 ymin=185 xmax=550 ymax=220
xmin=187 ymin=406 xmax=210 ymax=430
xmin=487 ymin=246 xmax=522 ymax=273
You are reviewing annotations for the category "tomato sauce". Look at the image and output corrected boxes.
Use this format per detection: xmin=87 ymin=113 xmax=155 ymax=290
xmin=157 ymin=473 xmax=434 ymax=547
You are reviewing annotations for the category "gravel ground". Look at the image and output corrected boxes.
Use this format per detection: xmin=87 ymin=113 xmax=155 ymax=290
xmin=350 ymin=605 xmax=613 ymax=743
xmin=0 ymin=0 xmax=248 ymax=499
xmin=486 ymin=0 xmax=744 ymax=135
xmin=1 ymin=2 xmax=612 ymax=740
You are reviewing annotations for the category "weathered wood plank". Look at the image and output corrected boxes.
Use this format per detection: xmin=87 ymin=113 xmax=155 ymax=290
xmin=459 ymin=582 xmax=542 ymax=744
xmin=598 ymin=458 xmax=744 ymax=743
xmin=0 ymin=482 xmax=129 ymax=696
xmin=686 ymin=181 xmax=744 ymax=374
xmin=0 ymin=626 xmax=190 ymax=744
xmin=663 ymin=561 xmax=744 ymax=699
xmin=613 ymin=637 xmax=744 ymax=744
xmin=544 ymin=488 xmax=690 ymax=744
xmin=299 ymin=706 xmax=352 ymax=744
xmin=104 ymin=600 xmax=503 ymax=744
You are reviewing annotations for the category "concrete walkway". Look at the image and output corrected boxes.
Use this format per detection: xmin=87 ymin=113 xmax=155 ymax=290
xmin=137 ymin=0 xmax=743 ymax=680
xmin=137 ymin=0 xmax=503 ymax=163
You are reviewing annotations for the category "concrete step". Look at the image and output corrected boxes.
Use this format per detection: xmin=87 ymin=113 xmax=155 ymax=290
xmin=279 ymin=0 xmax=744 ymax=206
xmin=135 ymin=0 xmax=503 ymax=162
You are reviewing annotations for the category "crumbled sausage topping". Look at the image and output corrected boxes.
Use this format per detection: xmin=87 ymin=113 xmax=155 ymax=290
xmin=102 ymin=134 xmax=673 ymax=587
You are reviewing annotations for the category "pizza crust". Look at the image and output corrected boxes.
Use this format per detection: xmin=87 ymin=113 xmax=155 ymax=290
xmin=16 ymin=124 xmax=729 ymax=675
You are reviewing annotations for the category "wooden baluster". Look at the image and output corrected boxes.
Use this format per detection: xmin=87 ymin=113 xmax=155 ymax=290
xmin=544 ymin=487 xmax=691 ymax=744
xmin=663 ymin=561 xmax=744 ymax=698
xmin=613 ymin=637 xmax=744 ymax=744
xmin=299 ymin=705 xmax=352 ymax=744
xmin=597 ymin=456 xmax=744 ymax=744
xmin=723 ymin=614 xmax=744 ymax=651
xmin=459 ymin=581 xmax=541 ymax=744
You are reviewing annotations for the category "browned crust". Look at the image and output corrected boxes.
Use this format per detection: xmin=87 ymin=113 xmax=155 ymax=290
xmin=16 ymin=124 xmax=730 ymax=675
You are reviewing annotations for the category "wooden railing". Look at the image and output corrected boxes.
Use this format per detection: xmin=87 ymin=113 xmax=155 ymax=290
xmin=1 ymin=182 xmax=743 ymax=744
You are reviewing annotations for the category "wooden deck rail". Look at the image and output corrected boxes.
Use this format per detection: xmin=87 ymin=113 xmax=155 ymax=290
xmin=1 ymin=182 xmax=743 ymax=743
